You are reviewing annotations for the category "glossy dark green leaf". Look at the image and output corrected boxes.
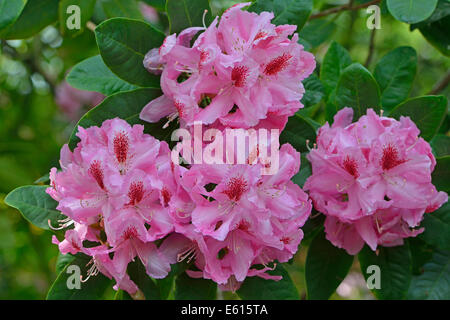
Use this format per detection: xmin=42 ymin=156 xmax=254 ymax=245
xmin=419 ymin=202 xmax=450 ymax=250
xmin=67 ymin=55 xmax=139 ymax=95
xmin=95 ymin=18 xmax=165 ymax=87
xmin=335 ymin=63 xmax=381 ymax=121
xmin=292 ymin=154 xmax=311 ymax=188
xmin=432 ymin=156 xmax=450 ymax=193
xmin=142 ymin=0 xmax=166 ymax=12
xmin=0 ymin=0 xmax=59 ymax=40
xmin=408 ymin=249 xmax=450 ymax=299
xmin=249 ymin=0 xmax=313 ymax=31
xmin=55 ymin=253 xmax=76 ymax=274
xmin=4 ymin=185 xmax=64 ymax=230
xmin=68 ymin=88 xmax=173 ymax=150
xmin=120 ymin=260 xmax=160 ymax=300
xmin=237 ymin=264 xmax=299 ymax=300
xmin=101 ymin=0 xmax=144 ymax=20
xmin=305 ymin=230 xmax=354 ymax=300
xmin=320 ymin=41 xmax=352 ymax=97
xmin=166 ymin=0 xmax=212 ymax=34
xmin=358 ymin=244 xmax=412 ymax=299
xmin=387 ymin=0 xmax=438 ymax=24
xmin=280 ymin=114 xmax=317 ymax=153
xmin=47 ymin=253 xmax=112 ymax=300
xmin=374 ymin=46 xmax=417 ymax=110
xmin=301 ymin=74 xmax=325 ymax=108
xmin=408 ymin=238 xmax=434 ymax=276
xmin=175 ymin=272 xmax=217 ymax=300
xmin=389 ymin=95 xmax=447 ymax=141
xmin=431 ymin=134 xmax=450 ymax=157
xmin=0 ymin=0 xmax=27 ymax=31
xmin=59 ymin=0 xmax=96 ymax=37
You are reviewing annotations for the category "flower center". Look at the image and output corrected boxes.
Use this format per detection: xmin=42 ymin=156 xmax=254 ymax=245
xmin=127 ymin=181 xmax=144 ymax=206
xmin=161 ymin=187 xmax=171 ymax=207
xmin=342 ymin=156 xmax=359 ymax=178
xmin=113 ymin=131 xmax=129 ymax=164
xmin=264 ymin=53 xmax=292 ymax=76
xmin=231 ymin=65 xmax=249 ymax=87
xmin=88 ymin=160 xmax=105 ymax=190
xmin=381 ymin=143 xmax=406 ymax=171
xmin=223 ymin=176 xmax=248 ymax=202
xmin=122 ymin=226 xmax=138 ymax=240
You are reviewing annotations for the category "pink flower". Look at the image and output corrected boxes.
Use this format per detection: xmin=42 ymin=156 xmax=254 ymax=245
xmin=305 ymin=108 xmax=448 ymax=254
xmin=161 ymin=143 xmax=311 ymax=289
xmin=140 ymin=3 xmax=315 ymax=130
xmin=47 ymin=118 xmax=182 ymax=295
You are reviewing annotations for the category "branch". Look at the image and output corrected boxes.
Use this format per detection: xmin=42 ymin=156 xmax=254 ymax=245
xmin=429 ymin=71 xmax=450 ymax=95
xmin=364 ymin=28 xmax=377 ymax=68
xmin=309 ymin=0 xmax=381 ymax=20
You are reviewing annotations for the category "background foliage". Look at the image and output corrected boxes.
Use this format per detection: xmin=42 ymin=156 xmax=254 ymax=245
xmin=0 ymin=0 xmax=449 ymax=299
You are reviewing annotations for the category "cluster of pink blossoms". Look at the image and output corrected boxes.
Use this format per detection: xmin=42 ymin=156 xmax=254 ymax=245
xmin=47 ymin=118 xmax=311 ymax=295
xmin=140 ymin=2 xmax=315 ymax=131
xmin=304 ymin=108 xmax=448 ymax=255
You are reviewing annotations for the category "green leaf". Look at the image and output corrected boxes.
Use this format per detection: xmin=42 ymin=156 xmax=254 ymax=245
xmin=0 ymin=0 xmax=27 ymax=31
xmin=4 ymin=185 xmax=64 ymax=230
xmin=431 ymin=134 xmax=450 ymax=157
xmin=142 ymin=0 xmax=166 ymax=12
xmin=249 ymin=0 xmax=313 ymax=32
xmin=374 ymin=46 xmax=417 ymax=110
xmin=389 ymin=95 xmax=447 ymax=141
xmin=292 ymin=154 xmax=311 ymax=188
xmin=299 ymin=18 xmax=336 ymax=48
xmin=237 ymin=264 xmax=299 ymax=300
xmin=120 ymin=260 xmax=160 ymax=300
xmin=95 ymin=18 xmax=165 ymax=87
xmin=175 ymin=272 xmax=217 ymax=300
xmin=387 ymin=0 xmax=438 ymax=24
xmin=55 ymin=253 xmax=76 ymax=274
xmin=320 ymin=41 xmax=352 ymax=97
xmin=301 ymin=74 xmax=325 ymax=108
xmin=408 ymin=249 xmax=450 ymax=299
xmin=334 ymin=63 xmax=381 ymax=121
xmin=305 ymin=230 xmax=354 ymax=300
xmin=280 ymin=114 xmax=317 ymax=153
xmin=432 ymin=156 xmax=450 ymax=193
xmin=358 ymin=244 xmax=412 ymax=299
xmin=68 ymin=88 xmax=174 ymax=150
xmin=0 ymin=0 xmax=59 ymax=40
xmin=408 ymin=238 xmax=434 ymax=276
xmin=67 ymin=55 xmax=139 ymax=96
xmin=166 ymin=0 xmax=212 ymax=34
xmin=101 ymin=0 xmax=144 ymax=20
xmin=47 ymin=253 xmax=112 ymax=300
xmin=419 ymin=202 xmax=450 ymax=250
xmin=59 ymin=0 xmax=96 ymax=37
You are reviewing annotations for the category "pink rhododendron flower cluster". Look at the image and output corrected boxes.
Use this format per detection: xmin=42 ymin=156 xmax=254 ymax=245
xmin=140 ymin=2 xmax=315 ymax=131
xmin=47 ymin=118 xmax=311 ymax=295
xmin=304 ymin=108 xmax=448 ymax=255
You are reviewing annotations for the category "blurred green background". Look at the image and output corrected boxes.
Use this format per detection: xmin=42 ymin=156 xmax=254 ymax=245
xmin=0 ymin=0 xmax=448 ymax=299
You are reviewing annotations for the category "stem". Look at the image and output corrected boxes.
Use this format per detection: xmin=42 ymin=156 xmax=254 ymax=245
xmin=364 ymin=28 xmax=377 ymax=68
xmin=309 ymin=0 xmax=381 ymax=20
xmin=429 ymin=71 xmax=450 ymax=95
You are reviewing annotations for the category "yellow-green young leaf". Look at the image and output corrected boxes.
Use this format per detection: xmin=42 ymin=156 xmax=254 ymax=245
xmin=67 ymin=55 xmax=139 ymax=95
xmin=0 ymin=0 xmax=59 ymax=39
xmin=0 ymin=0 xmax=27 ymax=31
xmin=4 ymin=185 xmax=64 ymax=230
xmin=407 ymin=249 xmax=450 ymax=300
xmin=68 ymin=88 xmax=175 ymax=150
xmin=95 ymin=18 xmax=165 ymax=87
xmin=175 ymin=272 xmax=217 ymax=300
xmin=237 ymin=264 xmax=299 ymax=300
xmin=249 ymin=0 xmax=313 ymax=31
xmin=374 ymin=46 xmax=417 ymax=110
xmin=387 ymin=0 xmax=438 ymax=24
xmin=305 ymin=230 xmax=354 ymax=300
xmin=334 ymin=63 xmax=381 ymax=121
xmin=47 ymin=253 xmax=112 ymax=300
xmin=58 ymin=0 xmax=96 ymax=37
xmin=358 ymin=244 xmax=412 ymax=300
xmin=320 ymin=41 xmax=352 ymax=97
xmin=389 ymin=95 xmax=447 ymax=141
xmin=166 ymin=0 xmax=212 ymax=34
